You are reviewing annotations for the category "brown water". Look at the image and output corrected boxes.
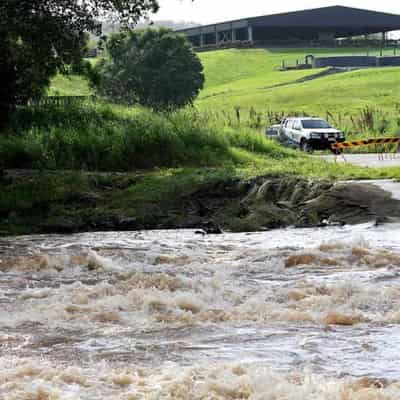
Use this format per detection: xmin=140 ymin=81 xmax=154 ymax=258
xmin=1 ymin=224 xmax=400 ymax=399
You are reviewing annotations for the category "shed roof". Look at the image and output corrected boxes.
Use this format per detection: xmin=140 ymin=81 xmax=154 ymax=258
xmin=250 ymin=6 xmax=400 ymax=29
xmin=178 ymin=6 xmax=400 ymax=35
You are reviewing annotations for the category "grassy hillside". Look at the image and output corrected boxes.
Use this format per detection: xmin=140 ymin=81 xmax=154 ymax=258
xmin=50 ymin=47 xmax=398 ymax=107
xmin=198 ymin=49 xmax=400 ymax=114
xmin=48 ymin=74 xmax=93 ymax=96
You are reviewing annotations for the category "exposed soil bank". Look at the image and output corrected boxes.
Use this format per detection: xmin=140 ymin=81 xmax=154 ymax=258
xmin=1 ymin=170 xmax=400 ymax=236
xmin=188 ymin=176 xmax=400 ymax=231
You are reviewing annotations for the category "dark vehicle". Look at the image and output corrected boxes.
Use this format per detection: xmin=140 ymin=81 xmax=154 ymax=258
xmin=265 ymin=124 xmax=281 ymax=138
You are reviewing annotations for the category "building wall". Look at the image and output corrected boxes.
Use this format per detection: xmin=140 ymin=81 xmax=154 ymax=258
xmin=312 ymin=56 xmax=377 ymax=68
xmin=377 ymin=56 xmax=400 ymax=66
xmin=312 ymin=56 xmax=400 ymax=68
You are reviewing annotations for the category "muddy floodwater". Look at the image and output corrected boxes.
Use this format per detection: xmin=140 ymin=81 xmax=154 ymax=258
xmin=2 ymin=224 xmax=400 ymax=399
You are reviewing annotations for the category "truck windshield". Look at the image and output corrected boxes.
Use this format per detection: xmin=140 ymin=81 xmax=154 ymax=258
xmin=301 ymin=120 xmax=331 ymax=129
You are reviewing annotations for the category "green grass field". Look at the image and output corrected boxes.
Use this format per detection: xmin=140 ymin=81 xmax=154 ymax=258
xmin=196 ymin=47 xmax=400 ymax=114
xmin=48 ymin=74 xmax=93 ymax=96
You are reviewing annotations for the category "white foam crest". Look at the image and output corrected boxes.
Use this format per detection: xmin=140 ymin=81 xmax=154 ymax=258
xmin=86 ymin=250 xmax=123 ymax=273
xmin=4 ymin=262 xmax=400 ymax=331
xmin=4 ymin=356 xmax=398 ymax=400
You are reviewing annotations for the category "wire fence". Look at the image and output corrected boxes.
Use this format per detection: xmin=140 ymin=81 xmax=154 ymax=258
xmin=27 ymin=96 xmax=97 ymax=107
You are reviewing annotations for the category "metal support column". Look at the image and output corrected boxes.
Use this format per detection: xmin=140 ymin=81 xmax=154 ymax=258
xmin=248 ymin=25 xmax=253 ymax=42
xmin=380 ymin=32 xmax=386 ymax=57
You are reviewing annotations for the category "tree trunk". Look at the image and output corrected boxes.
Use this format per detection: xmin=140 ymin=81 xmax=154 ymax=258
xmin=0 ymin=102 xmax=11 ymax=132
xmin=0 ymin=35 xmax=17 ymax=132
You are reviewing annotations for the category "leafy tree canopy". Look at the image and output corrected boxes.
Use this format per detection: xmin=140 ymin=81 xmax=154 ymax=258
xmin=0 ymin=0 xmax=159 ymax=128
xmin=93 ymin=28 xmax=205 ymax=110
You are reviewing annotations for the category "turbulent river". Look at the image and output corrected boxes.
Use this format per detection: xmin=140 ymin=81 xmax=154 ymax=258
xmin=2 ymin=223 xmax=400 ymax=399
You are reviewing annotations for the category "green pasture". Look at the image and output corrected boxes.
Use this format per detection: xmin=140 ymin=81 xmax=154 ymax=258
xmin=196 ymin=48 xmax=400 ymax=114
xmin=48 ymin=74 xmax=93 ymax=96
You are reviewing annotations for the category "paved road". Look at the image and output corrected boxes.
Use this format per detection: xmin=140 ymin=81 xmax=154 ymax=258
xmin=320 ymin=153 xmax=400 ymax=167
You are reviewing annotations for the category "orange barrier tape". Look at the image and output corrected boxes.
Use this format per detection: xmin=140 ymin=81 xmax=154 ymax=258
xmin=332 ymin=137 xmax=400 ymax=150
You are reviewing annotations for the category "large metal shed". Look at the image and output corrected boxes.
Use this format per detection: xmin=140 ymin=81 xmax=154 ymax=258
xmin=176 ymin=6 xmax=400 ymax=48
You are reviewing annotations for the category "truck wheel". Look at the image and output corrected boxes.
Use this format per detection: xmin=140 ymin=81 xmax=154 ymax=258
xmin=301 ymin=140 xmax=313 ymax=153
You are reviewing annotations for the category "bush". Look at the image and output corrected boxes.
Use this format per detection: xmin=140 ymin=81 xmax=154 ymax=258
xmin=92 ymin=28 xmax=204 ymax=111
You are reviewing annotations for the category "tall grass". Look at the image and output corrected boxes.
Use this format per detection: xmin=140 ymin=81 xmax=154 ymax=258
xmin=198 ymin=106 xmax=400 ymax=138
xmin=0 ymin=102 xmax=293 ymax=171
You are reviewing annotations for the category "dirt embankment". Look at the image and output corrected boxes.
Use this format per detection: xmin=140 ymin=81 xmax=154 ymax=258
xmin=187 ymin=176 xmax=400 ymax=232
xmin=2 ymin=172 xmax=400 ymax=235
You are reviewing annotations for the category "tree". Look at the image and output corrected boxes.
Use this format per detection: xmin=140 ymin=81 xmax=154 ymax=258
xmin=92 ymin=28 xmax=205 ymax=110
xmin=0 ymin=0 xmax=159 ymax=129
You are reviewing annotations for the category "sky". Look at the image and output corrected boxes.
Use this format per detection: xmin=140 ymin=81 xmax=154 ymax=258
xmin=152 ymin=0 xmax=400 ymax=24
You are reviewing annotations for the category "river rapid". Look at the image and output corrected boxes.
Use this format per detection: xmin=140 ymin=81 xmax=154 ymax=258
xmin=1 ymin=223 xmax=400 ymax=399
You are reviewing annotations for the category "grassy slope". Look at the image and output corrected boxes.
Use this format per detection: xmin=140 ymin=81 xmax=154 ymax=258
xmin=1 ymin=102 xmax=383 ymax=177
xmin=48 ymin=47 xmax=400 ymax=115
xmin=48 ymin=74 xmax=93 ymax=96
xmin=197 ymin=48 xmax=400 ymax=115
xmin=199 ymin=48 xmax=321 ymax=99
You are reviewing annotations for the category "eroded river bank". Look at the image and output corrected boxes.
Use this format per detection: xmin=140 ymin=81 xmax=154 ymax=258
xmin=2 ymin=172 xmax=400 ymax=236
xmin=2 ymin=222 xmax=400 ymax=399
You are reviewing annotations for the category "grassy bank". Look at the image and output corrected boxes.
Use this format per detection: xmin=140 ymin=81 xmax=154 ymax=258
xmin=1 ymin=160 xmax=400 ymax=236
xmin=2 ymin=102 xmax=300 ymax=171
xmin=2 ymin=101 xmax=399 ymax=177
xmin=2 ymin=101 xmax=400 ymax=235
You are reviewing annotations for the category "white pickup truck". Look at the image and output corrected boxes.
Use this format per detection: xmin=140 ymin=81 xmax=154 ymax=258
xmin=278 ymin=117 xmax=345 ymax=152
